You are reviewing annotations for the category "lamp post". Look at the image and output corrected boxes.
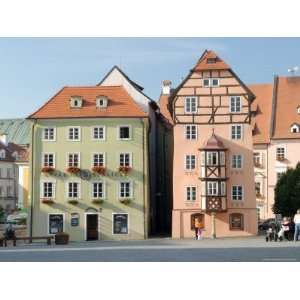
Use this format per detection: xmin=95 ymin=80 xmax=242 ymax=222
xmin=211 ymin=212 xmax=216 ymax=239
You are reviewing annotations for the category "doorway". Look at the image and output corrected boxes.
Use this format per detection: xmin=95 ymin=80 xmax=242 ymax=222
xmin=85 ymin=213 xmax=99 ymax=241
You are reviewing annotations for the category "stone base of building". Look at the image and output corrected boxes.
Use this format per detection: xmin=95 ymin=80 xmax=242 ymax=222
xmin=172 ymin=209 xmax=258 ymax=239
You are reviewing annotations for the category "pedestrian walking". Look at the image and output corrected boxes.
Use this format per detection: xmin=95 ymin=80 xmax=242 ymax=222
xmin=194 ymin=216 xmax=204 ymax=240
xmin=293 ymin=209 xmax=300 ymax=241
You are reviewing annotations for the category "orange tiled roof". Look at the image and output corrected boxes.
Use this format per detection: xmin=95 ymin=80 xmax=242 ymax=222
xmin=28 ymin=86 xmax=147 ymax=119
xmin=193 ymin=50 xmax=230 ymax=71
xmin=272 ymin=76 xmax=300 ymax=139
xmin=249 ymin=83 xmax=273 ymax=144
xmin=158 ymin=94 xmax=174 ymax=125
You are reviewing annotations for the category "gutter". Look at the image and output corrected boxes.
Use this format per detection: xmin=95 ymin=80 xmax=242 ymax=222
xmin=270 ymin=75 xmax=279 ymax=138
xmin=29 ymin=119 xmax=37 ymax=238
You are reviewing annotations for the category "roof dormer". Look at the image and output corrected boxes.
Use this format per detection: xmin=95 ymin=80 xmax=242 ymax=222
xmin=96 ymin=95 xmax=108 ymax=108
xmin=297 ymin=106 xmax=300 ymax=114
xmin=291 ymin=123 xmax=300 ymax=133
xmin=70 ymin=96 xmax=83 ymax=108
xmin=0 ymin=149 xmax=6 ymax=159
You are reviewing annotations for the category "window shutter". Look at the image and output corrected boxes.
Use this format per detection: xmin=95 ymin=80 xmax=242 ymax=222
xmin=201 ymin=182 xmax=206 ymax=196
xmin=220 ymin=151 xmax=225 ymax=165
xmin=201 ymin=151 xmax=205 ymax=166
xmin=221 ymin=182 xmax=226 ymax=196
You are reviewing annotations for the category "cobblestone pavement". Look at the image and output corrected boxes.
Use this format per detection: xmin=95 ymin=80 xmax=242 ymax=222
xmin=1 ymin=236 xmax=300 ymax=261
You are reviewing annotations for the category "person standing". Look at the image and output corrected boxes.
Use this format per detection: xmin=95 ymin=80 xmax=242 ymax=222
xmin=293 ymin=209 xmax=300 ymax=241
xmin=194 ymin=217 xmax=201 ymax=240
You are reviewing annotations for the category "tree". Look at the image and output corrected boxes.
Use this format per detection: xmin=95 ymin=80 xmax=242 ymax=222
xmin=273 ymin=162 xmax=300 ymax=217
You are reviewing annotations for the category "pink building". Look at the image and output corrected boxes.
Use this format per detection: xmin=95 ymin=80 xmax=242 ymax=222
xmin=159 ymin=50 xmax=258 ymax=238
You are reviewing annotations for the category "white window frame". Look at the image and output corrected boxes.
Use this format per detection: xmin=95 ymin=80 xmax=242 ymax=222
xmin=291 ymin=124 xmax=300 ymax=133
xmin=112 ymin=213 xmax=129 ymax=235
xmin=91 ymin=181 xmax=106 ymax=199
xmin=40 ymin=180 xmax=56 ymax=199
xmin=207 ymin=152 xmax=218 ymax=166
xmin=231 ymin=124 xmax=243 ymax=140
xmin=48 ymin=213 xmax=65 ymax=235
xmin=230 ymin=96 xmax=242 ymax=113
xmin=0 ymin=149 xmax=5 ymax=159
xmin=203 ymin=78 xmax=210 ymax=87
xmin=66 ymin=181 xmax=81 ymax=199
xmin=185 ymin=124 xmax=197 ymax=140
xmin=231 ymin=154 xmax=243 ymax=169
xmin=91 ymin=152 xmax=106 ymax=168
xmin=67 ymin=126 xmax=81 ymax=141
xmin=118 ymin=181 xmax=133 ymax=199
xmin=42 ymin=152 xmax=56 ymax=168
xmin=211 ymin=78 xmax=220 ymax=87
xmin=118 ymin=125 xmax=132 ymax=141
xmin=92 ymin=126 xmax=106 ymax=141
xmin=42 ymin=127 xmax=56 ymax=142
xmin=207 ymin=181 xmax=218 ymax=196
xmin=232 ymin=185 xmax=243 ymax=201
xmin=185 ymin=186 xmax=197 ymax=201
xmin=185 ymin=154 xmax=196 ymax=170
xmin=66 ymin=152 xmax=81 ymax=168
xmin=119 ymin=152 xmax=132 ymax=167
xmin=184 ymin=97 xmax=197 ymax=114
xmin=276 ymin=146 xmax=286 ymax=161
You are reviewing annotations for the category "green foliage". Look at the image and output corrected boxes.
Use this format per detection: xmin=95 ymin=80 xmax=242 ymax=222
xmin=0 ymin=206 xmax=4 ymax=222
xmin=273 ymin=162 xmax=300 ymax=217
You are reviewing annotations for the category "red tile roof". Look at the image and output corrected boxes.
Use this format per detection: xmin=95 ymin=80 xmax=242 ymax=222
xmin=249 ymin=83 xmax=273 ymax=144
xmin=193 ymin=50 xmax=230 ymax=71
xmin=28 ymin=86 xmax=147 ymax=119
xmin=272 ymin=76 xmax=300 ymax=139
xmin=158 ymin=94 xmax=174 ymax=125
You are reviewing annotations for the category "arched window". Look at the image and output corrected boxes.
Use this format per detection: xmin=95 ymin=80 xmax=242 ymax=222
xmin=191 ymin=213 xmax=204 ymax=230
xmin=291 ymin=124 xmax=300 ymax=133
xmin=229 ymin=213 xmax=244 ymax=230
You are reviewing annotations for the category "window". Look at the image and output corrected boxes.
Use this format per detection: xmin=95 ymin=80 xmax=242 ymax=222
xmin=43 ymin=153 xmax=55 ymax=168
xmin=186 ymin=186 xmax=196 ymax=201
xmin=185 ymin=155 xmax=196 ymax=170
xmin=291 ymin=124 xmax=300 ymax=133
xmin=229 ymin=213 xmax=244 ymax=230
xmin=185 ymin=125 xmax=197 ymax=140
xmin=68 ymin=127 xmax=80 ymax=141
xmin=96 ymin=96 xmax=108 ymax=108
xmin=41 ymin=181 xmax=55 ymax=199
xmin=255 ymin=182 xmax=261 ymax=197
xmin=113 ymin=214 xmax=128 ymax=234
xmin=119 ymin=153 xmax=131 ymax=167
xmin=207 ymin=58 xmax=217 ymax=64
xmin=43 ymin=128 xmax=56 ymax=141
xmin=93 ymin=153 xmax=105 ymax=167
xmin=253 ymin=152 xmax=261 ymax=167
xmin=0 ymin=150 xmax=6 ymax=159
xmin=68 ymin=153 xmax=80 ymax=167
xmin=70 ymin=96 xmax=82 ymax=108
xmin=232 ymin=185 xmax=243 ymax=201
xmin=184 ymin=97 xmax=197 ymax=114
xmin=276 ymin=147 xmax=285 ymax=161
xmin=119 ymin=181 xmax=132 ymax=198
xmin=92 ymin=182 xmax=104 ymax=199
xmin=119 ymin=126 xmax=131 ymax=140
xmin=232 ymin=154 xmax=243 ymax=169
xmin=207 ymin=182 xmax=218 ymax=196
xmin=231 ymin=125 xmax=242 ymax=140
xmin=230 ymin=96 xmax=241 ymax=113
xmin=7 ymin=186 xmax=12 ymax=197
xmin=211 ymin=78 xmax=220 ymax=87
xmin=207 ymin=152 xmax=218 ymax=166
xmin=48 ymin=214 xmax=64 ymax=234
xmin=92 ymin=126 xmax=105 ymax=140
xmin=68 ymin=182 xmax=80 ymax=199
xmin=203 ymin=79 xmax=210 ymax=87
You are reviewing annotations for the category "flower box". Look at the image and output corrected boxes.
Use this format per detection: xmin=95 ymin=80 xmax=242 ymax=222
xmin=41 ymin=198 xmax=55 ymax=204
xmin=66 ymin=167 xmax=81 ymax=174
xmin=119 ymin=198 xmax=131 ymax=205
xmin=92 ymin=166 xmax=106 ymax=175
xmin=41 ymin=167 xmax=55 ymax=174
xmin=118 ymin=166 xmax=132 ymax=175
xmin=276 ymin=157 xmax=285 ymax=162
xmin=68 ymin=199 xmax=79 ymax=205
xmin=254 ymin=162 xmax=261 ymax=168
xmin=55 ymin=232 xmax=69 ymax=245
xmin=92 ymin=199 xmax=104 ymax=204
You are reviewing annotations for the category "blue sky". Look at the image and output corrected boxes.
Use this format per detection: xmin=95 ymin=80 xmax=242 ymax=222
xmin=1 ymin=37 xmax=300 ymax=119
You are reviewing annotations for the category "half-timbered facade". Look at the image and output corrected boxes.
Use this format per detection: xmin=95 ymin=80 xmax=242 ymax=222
xmin=161 ymin=50 xmax=258 ymax=238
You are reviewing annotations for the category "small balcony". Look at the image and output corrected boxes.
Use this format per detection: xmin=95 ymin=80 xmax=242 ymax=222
xmin=202 ymin=196 xmax=227 ymax=212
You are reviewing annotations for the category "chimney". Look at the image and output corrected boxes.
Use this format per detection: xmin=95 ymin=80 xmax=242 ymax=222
xmin=0 ymin=134 xmax=8 ymax=146
xmin=162 ymin=80 xmax=172 ymax=95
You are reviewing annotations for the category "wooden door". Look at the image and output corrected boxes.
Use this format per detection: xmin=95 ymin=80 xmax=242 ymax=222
xmin=86 ymin=214 xmax=98 ymax=241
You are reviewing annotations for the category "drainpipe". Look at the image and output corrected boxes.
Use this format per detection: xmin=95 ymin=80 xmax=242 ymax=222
xmin=211 ymin=212 xmax=216 ymax=239
xmin=29 ymin=119 xmax=36 ymax=238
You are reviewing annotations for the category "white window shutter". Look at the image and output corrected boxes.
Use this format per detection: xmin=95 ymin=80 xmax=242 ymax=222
xmin=201 ymin=151 xmax=205 ymax=166
xmin=220 ymin=151 xmax=225 ymax=165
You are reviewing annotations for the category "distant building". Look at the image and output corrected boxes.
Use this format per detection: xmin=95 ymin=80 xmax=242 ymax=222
xmin=250 ymin=76 xmax=300 ymax=219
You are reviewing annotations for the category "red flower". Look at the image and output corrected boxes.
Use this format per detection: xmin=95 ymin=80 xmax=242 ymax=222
xmin=118 ymin=166 xmax=132 ymax=174
xmin=41 ymin=198 xmax=54 ymax=204
xmin=92 ymin=166 xmax=106 ymax=175
xmin=66 ymin=167 xmax=81 ymax=174
xmin=41 ymin=167 xmax=55 ymax=174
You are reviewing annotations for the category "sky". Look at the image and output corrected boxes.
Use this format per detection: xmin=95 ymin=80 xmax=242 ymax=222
xmin=1 ymin=37 xmax=300 ymax=119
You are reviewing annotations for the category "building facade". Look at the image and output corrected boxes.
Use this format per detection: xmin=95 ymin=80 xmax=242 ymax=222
xmin=251 ymin=76 xmax=300 ymax=219
xmin=160 ymin=50 xmax=258 ymax=238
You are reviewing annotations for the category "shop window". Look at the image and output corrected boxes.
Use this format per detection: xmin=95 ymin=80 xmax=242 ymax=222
xmin=113 ymin=214 xmax=128 ymax=234
xmin=48 ymin=214 xmax=64 ymax=234
xmin=229 ymin=213 xmax=244 ymax=230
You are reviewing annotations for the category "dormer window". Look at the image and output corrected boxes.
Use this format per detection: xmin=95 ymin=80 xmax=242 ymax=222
xmin=0 ymin=149 xmax=5 ymax=159
xmin=297 ymin=106 xmax=300 ymax=114
xmin=96 ymin=96 xmax=108 ymax=108
xmin=70 ymin=96 xmax=83 ymax=108
xmin=291 ymin=124 xmax=300 ymax=133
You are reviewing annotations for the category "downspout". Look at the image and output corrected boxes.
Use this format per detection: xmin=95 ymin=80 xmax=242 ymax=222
xmin=29 ymin=119 xmax=36 ymax=238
